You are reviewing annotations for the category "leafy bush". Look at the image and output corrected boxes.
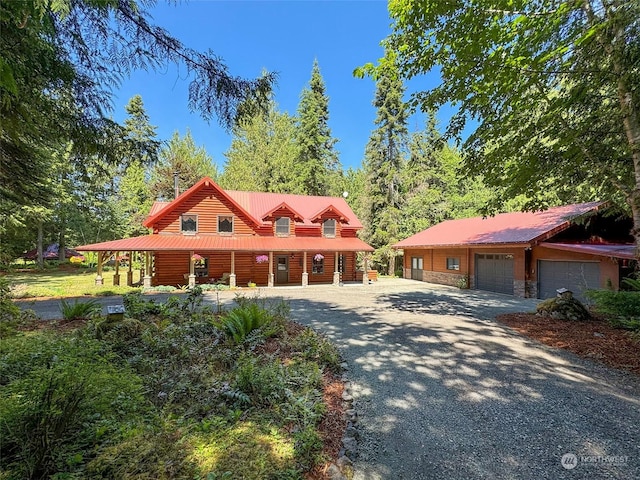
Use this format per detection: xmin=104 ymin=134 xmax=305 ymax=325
xmin=60 ymin=298 xmax=102 ymax=321
xmin=585 ymin=290 xmax=640 ymax=331
xmin=221 ymin=303 xmax=273 ymax=344
xmin=291 ymin=328 xmax=342 ymax=373
xmin=0 ymin=335 xmax=147 ymax=479
xmin=0 ymin=276 xmax=37 ymax=337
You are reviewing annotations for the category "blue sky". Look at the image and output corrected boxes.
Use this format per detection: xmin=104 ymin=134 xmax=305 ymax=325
xmin=111 ymin=0 xmax=444 ymax=171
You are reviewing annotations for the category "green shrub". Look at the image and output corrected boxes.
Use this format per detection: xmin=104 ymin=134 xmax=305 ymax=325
xmin=0 ymin=277 xmax=38 ymax=337
xmin=221 ymin=303 xmax=273 ymax=345
xmin=293 ymin=425 xmax=324 ymax=470
xmin=291 ymin=328 xmax=342 ymax=373
xmin=586 ymin=289 xmax=640 ymax=331
xmin=0 ymin=335 xmax=147 ymax=479
xmin=60 ymin=298 xmax=102 ymax=321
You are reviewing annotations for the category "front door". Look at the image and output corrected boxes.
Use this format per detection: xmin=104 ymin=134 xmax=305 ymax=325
xmin=276 ymin=256 xmax=289 ymax=284
xmin=411 ymin=257 xmax=423 ymax=280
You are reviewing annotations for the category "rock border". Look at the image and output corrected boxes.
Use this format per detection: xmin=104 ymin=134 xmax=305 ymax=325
xmin=325 ymin=361 xmax=358 ymax=480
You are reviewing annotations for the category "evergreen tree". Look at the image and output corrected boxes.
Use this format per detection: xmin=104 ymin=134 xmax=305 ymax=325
xmin=117 ymin=96 xmax=159 ymax=236
xmin=150 ymin=131 xmax=217 ymax=201
xmin=220 ymin=101 xmax=300 ymax=193
xmin=295 ymin=60 xmax=340 ymax=196
xmin=361 ymin=57 xmax=409 ymax=275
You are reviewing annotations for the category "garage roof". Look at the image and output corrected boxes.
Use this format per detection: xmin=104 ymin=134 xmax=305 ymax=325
xmin=540 ymin=242 xmax=636 ymax=260
xmin=394 ymin=202 xmax=605 ymax=248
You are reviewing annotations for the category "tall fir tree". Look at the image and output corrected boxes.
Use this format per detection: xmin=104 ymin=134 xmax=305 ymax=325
xmin=361 ymin=57 xmax=409 ymax=275
xmin=220 ymin=100 xmax=300 ymax=193
xmin=150 ymin=130 xmax=217 ymax=201
xmin=295 ymin=60 xmax=340 ymax=196
xmin=117 ymin=95 xmax=159 ymax=236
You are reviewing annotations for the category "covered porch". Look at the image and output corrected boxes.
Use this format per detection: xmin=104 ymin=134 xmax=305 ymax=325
xmin=75 ymin=235 xmax=374 ymax=289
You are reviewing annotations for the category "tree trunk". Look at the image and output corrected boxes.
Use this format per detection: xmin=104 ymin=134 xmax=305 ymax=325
xmin=58 ymin=219 xmax=66 ymax=262
xmin=388 ymin=252 xmax=396 ymax=276
xmin=37 ymin=220 xmax=43 ymax=269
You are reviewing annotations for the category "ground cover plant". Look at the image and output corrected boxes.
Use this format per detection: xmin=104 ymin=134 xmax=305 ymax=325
xmin=0 ymin=288 xmax=343 ymax=479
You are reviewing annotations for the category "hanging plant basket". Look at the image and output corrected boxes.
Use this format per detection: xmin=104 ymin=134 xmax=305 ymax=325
xmin=313 ymin=253 xmax=324 ymax=261
xmin=255 ymin=254 xmax=269 ymax=264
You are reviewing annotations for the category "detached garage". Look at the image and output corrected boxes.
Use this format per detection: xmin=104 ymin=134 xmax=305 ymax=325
xmin=394 ymin=202 xmax=635 ymax=299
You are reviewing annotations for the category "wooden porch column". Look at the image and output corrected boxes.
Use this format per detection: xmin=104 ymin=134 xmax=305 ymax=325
xmin=268 ymin=251 xmax=274 ymax=287
xmin=113 ymin=250 xmax=120 ymax=286
xmin=143 ymin=251 xmax=152 ymax=288
xmin=302 ymin=251 xmax=308 ymax=287
xmin=229 ymin=251 xmax=236 ymax=288
xmin=333 ymin=252 xmax=340 ymax=286
xmin=188 ymin=250 xmax=196 ymax=288
xmin=362 ymin=255 xmax=369 ymax=285
xmin=95 ymin=251 xmax=104 ymax=286
xmin=127 ymin=250 xmax=134 ymax=286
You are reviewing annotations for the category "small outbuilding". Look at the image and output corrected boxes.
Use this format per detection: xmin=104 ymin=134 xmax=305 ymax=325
xmin=393 ymin=202 xmax=636 ymax=300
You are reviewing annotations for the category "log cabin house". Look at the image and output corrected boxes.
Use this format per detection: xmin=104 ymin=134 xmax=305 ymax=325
xmin=394 ymin=202 xmax=636 ymax=301
xmin=75 ymin=177 xmax=374 ymax=288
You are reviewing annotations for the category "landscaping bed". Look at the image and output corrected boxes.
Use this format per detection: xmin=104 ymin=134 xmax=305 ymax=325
xmin=0 ymin=289 xmax=347 ymax=479
xmin=496 ymin=312 xmax=640 ymax=375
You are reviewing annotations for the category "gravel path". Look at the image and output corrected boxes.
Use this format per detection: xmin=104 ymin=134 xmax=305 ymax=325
xmin=16 ymin=278 xmax=640 ymax=479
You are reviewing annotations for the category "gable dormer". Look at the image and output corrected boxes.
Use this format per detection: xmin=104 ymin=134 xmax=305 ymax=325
xmin=310 ymin=205 xmax=350 ymax=238
xmin=261 ymin=202 xmax=304 ymax=237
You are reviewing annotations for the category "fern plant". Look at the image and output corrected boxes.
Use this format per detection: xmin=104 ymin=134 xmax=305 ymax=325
xmin=221 ymin=303 xmax=271 ymax=344
xmin=60 ymin=299 xmax=102 ymax=321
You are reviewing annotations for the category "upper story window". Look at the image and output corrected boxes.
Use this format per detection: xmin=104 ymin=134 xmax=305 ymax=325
xmin=218 ymin=215 xmax=233 ymax=234
xmin=323 ymin=219 xmax=336 ymax=238
xmin=275 ymin=217 xmax=290 ymax=236
xmin=181 ymin=214 xmax=197 ymax=234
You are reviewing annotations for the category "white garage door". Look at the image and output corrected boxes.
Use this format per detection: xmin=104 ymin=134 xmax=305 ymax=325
xmin=475 ymin=254 xmax=514 ymax=295
xmin=538 ymin=260 xmax=600 ymax=300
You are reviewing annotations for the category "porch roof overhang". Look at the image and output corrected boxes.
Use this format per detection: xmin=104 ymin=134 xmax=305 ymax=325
xmin=75 ymin=235 xmax=374 ymax=253
xmin=539 ymin=242 xmax=637 ymax=260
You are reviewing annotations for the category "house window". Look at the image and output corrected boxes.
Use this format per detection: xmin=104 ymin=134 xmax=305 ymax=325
xmin=446 ymin=257 xmax=460 ymax=271
xmin=323 ymin=219 xmax=336 ymax=237
xmin=181 ymin=214 xmax=197 ymax=234
xmin=312 ymin=256 xmax=324 ymax=274
xmin=275 ymin=217 xmax=290 ymax=236
xmin=218 ymin=215 xmax=233 ymax=234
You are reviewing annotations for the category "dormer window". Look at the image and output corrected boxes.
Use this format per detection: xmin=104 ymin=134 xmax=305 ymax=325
xmin=323 ymin=219 xmax=336 ymax=238
xmin=181 ymin=214 xmax=197 ymax=234
xmin=275 ymin=217 xmax=290 ymax=236
xmin=218 ymin=215 xmax=233 ymax=234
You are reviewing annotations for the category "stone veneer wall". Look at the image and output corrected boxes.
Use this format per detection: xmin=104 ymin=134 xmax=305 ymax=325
xmin=513 ymin=279 xmax=527 ymax=298
xmin=525 ymin=280 xmax=538 ymax=299
xmin=422 ymin=270 xmax=466 ymax=288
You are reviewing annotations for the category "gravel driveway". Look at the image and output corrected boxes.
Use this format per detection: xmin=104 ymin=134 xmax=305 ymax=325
xmin=16 ymin=278 xmax=640 ymax=479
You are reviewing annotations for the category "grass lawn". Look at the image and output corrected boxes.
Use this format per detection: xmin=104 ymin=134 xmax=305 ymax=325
xmin=4 ymin=268 xmax=142 ymax=298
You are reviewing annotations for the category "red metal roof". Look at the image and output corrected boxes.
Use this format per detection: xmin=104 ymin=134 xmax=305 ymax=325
xmin=394 ymin=202 xmax=604 ymax=248
xmin=143 ymin=177 xmax=362 ymax=230
xmin=75 ymin=234 xmax=373 ymax=252
xmin=540 ymin=242 xmax=636 ymax=260
xmin=226 ymin=190 xmax=361 ymax=228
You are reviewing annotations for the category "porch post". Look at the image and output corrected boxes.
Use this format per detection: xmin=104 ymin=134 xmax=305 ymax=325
xmin=188 ymin=250 xmax=196 ymax=288
xmin=95 ymin=251 xmax=104 ymax=286
xmin=127 ymin=250 xmax=133 ymax=286
xmin=333 ymin=252 xmax=340 ymax=286
xmin=229 ymin=251 xmax=236 ymax=288
xmin=113 ymin=250 xmax=120 ymax=286
xmin=143 ymin=251 xmax=152 ymax=288
xmin=302 ymin=251 xmax=308 ymax=287
xmin=362 ymin=255 xmax=369 ymax=285
xmin=268 ymin=251 xmax=274 ymax=287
